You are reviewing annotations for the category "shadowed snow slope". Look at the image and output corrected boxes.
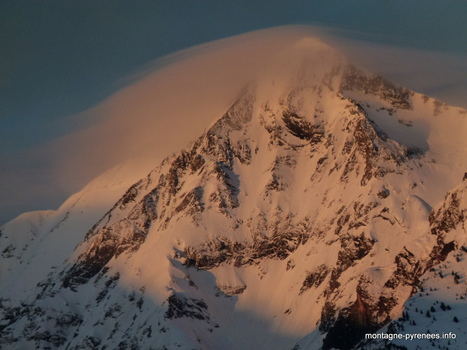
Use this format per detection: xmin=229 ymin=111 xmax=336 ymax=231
xmin=1 ymin=34 xmax=467 ymax=350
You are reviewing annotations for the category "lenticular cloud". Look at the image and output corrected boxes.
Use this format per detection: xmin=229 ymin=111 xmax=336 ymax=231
xmin=5 ymin=24 xmax=467 ymax=224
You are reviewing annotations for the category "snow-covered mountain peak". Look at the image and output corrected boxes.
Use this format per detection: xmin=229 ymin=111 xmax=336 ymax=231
xmin=2 ymin=37 xmax=467 ymax=350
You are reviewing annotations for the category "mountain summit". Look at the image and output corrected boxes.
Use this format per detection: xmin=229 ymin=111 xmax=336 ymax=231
xmin=1 ymin=38 xmax=467 ymax=350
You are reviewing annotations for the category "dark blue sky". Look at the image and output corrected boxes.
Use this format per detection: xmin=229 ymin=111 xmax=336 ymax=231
xmin=1 ymin=1 xmax=466 ymax=225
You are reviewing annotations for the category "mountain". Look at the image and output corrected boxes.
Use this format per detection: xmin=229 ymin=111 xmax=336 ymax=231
xmin=1 ymin=38 xmax=467 ymax=350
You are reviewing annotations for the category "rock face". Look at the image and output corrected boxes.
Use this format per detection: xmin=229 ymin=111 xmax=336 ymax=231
xmin=1 ymin=39 xmax=467 ymax=350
